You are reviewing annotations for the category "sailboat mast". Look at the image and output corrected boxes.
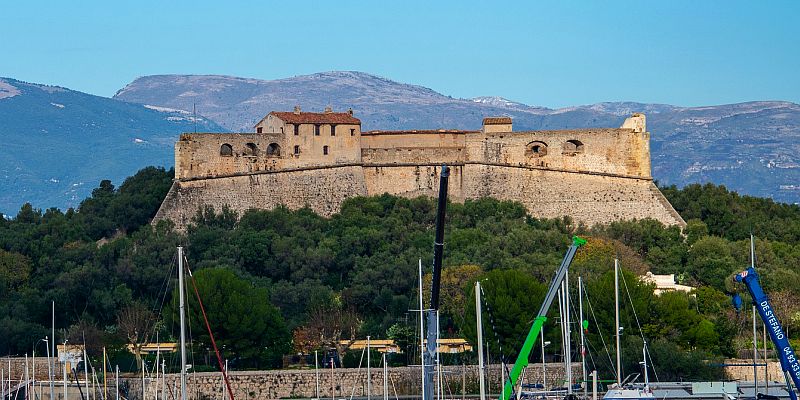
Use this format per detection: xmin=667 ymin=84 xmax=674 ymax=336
xmin=751 ymin=234 xmax=759 ymax=396
xmin=565 ymin=268 xmax=572 ymax=395
xmin=424 ymin=165 xmax=449 ymax=400
xmin=579 ymin=276 xmax=587 ymax=398
xmin=51 ymin=302 xmax=56 ymax=400
xmin=557 ymin=285 xmax=565 ymax=389
xmin=383 ymin=353 xmax=388 ymax=400
xmin=418 ymin=260 xmax=425 ymax=400
xmin=614 ymin=259 xmax=622 ymax=386
xmin=476 ymin=281 xmax=486 ymax=400
xmin=62 ymin=340 xmax=67 ymax=400
xmin=178 ymin=246 xmax=187 ymax=400
xmin=642 ymin=342 xmax=649 ymax=390
xmin=315 ymin=351 xmax=320 ymax=400
xmin=83 ymin=348 xmax=89 ymax=400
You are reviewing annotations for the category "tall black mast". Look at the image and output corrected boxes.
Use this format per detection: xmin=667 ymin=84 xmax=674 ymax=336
xmin=424 ymin=165 xmax=450 ymax=400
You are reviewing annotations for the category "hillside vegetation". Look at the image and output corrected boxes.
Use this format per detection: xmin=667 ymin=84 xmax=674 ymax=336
xmin=1 ymin=167 xmax=799 ymax=380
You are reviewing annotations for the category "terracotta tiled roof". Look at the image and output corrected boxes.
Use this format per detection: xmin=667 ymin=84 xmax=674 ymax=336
xmin=270 ymin=111 xmax=361 ymax=125
xmin=482 ymin=117 xmax=513 ymax=125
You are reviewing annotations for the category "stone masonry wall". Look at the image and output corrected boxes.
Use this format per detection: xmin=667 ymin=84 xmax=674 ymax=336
xmin=724 ymin=359 xmax=783 ymax=382
xmin=363 ymin=165 xmax=465 ymax=202
xmin=124 ymin=363 xmax=581 ymax=400
xmin=153 ymin=166 xmax=367 ymax=227
xmin=461 ymin=164 xmax=684 ymax=227
xmin=464 ymin=128 xmax=650 ymax=179
xmin=176 ymin=133 xmax=287 ymax=180
xmin=155 ymin=162 xmax=684 ymax=230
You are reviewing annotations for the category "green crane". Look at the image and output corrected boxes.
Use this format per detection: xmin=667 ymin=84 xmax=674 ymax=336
xmin=499 ymin=235 xmax=586 ymax=400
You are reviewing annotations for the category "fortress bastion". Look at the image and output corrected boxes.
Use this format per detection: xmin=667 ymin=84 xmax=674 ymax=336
xmin=153 ymin=107 xmax=685 ymax=229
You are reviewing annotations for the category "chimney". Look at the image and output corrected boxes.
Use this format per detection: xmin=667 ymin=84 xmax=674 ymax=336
xmin=324 ymin=106 xmax=333 ymax=114
xmin=481 ymin=116 xmax=513 ymax=133
xmin=347 ymin=108 xmax=353 ymax=116
xmin=293 ymin=106 xmax=301 ymax=115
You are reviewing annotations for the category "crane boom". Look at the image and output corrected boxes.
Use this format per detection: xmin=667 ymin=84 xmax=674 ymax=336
xmin=735 ymin=267 xmax=800 ymax=400
xmin=499 ymin=235 xmax=586 ymax=400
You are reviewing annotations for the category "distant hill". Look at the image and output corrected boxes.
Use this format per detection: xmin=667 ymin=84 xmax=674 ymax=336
xmin=0 ymin=78 xmax=224 ymax=215
xmin=115 ymin=71 xmax=800 ymax=204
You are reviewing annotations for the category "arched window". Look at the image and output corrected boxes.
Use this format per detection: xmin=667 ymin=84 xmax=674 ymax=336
xmin=294 ymin=145 xmax=300 ymax=155
xmin=266 ymin=143 xmax=281 ymax=157
xmin=525 ymin=141 xmax=548 ymax=157
xmin=562 ymin=139 xmax=585 ymax=155
xmin=323 ymin=145 xmax=329 ymax=155
xmin=244 ymin=143 xmax=259 ymax=156
xmin=220 ymin=143 xmax=233 ymax=157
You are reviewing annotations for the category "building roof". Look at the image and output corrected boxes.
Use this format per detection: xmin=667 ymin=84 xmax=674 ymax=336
xmin=482 ymin=117 xmax=513 ymax=125
xmin=269 ymin=111 xmax=361 ymax=125
xmin=642 ymin=272 xmax=695 ymax=295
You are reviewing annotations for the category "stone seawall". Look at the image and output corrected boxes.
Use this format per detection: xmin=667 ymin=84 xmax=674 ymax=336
xmin=125 ymin=363 xmax=580 ymax=400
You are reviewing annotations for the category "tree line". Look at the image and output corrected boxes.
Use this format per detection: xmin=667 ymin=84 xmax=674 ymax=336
xmin=1 ymin=168 xmax=799 ymax=381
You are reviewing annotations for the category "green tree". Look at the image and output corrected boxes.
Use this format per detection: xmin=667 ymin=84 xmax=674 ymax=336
xmin=687 ymin=236 xmax=737 ymax=290
xmin=462 ymin=269 xmax=546 ymax=360
xmin=178 ymin=268 xmax=290 ymax=368
xmin=685 ymin=219 xmax=709 ymax=246
xmin=387 ymin=323 xmax=416 ymax=365
xmin=0 ymin=249 xmax=31 ymax=294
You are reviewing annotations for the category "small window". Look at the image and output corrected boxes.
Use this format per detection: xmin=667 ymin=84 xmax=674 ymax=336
xmin=293 ymin=124 xmax=299 ymax=135
xmin=562 ymin=139 xmax=585 ymax=155
xmin=323 ymin=145 xmax=329 ymax=155
xmin=330 ymin=124 xmax=336 ymax=136
xmin=314 ymin=124 xmax=320 ymax=136
xmin=350 ymin=128 xmax=355 ymax=136
xmin=266 ymin=143 xmax=281 ymax=157
xmin=294 ymin=145 xmax=300 ymax=155
xmin=525 ymin=141 xmax=548 ymax=157
xmin=243 ymin=143 xmax=259 ymax=156
xmin=280 ymin=127 xmax=284 ymax=134
xmin=256 ymin=127 xmax=263 ymax=134
xmin=220 ymin=143 xmax=233 ymax=157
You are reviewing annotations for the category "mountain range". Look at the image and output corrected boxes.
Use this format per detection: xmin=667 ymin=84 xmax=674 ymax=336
xmin=0 ymin=78 xmax=223 ymax=215
xmin=114 ymin=71 xmax=800 ymax=205
xmin=1 ymin=71 xmax=798 ymax=215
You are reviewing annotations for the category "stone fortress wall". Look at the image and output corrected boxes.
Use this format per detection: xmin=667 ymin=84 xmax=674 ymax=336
xmin=154 ymin=107 xmax=685 ymax=229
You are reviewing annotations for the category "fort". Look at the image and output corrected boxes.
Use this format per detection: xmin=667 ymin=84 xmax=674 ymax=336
xmin=153 ymin=107 xmax=685 ymax=229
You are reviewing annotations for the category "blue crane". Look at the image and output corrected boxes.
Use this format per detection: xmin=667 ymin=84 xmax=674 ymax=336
xmin=734 ymin=267 xmax=800 ymax=400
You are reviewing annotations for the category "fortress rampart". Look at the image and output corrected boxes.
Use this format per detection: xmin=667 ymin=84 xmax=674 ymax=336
xmin=154 ymin=108 xmax=685 ymax=229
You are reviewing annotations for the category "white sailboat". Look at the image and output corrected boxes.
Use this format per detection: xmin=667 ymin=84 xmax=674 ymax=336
xmin=602 ymin=259 xmax=653 ymax=400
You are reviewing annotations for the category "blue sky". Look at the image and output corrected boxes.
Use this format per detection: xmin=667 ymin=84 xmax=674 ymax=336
xmin=1 ymin=1 xmax=797 ymax=108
